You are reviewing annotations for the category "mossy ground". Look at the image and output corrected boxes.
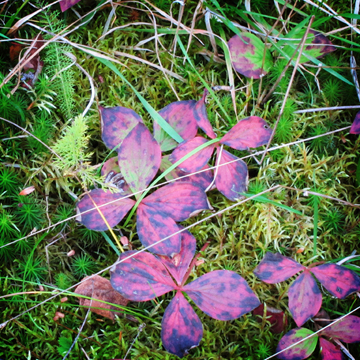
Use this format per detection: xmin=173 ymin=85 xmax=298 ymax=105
xmin=1 ymin=0 xmax=360 ymax=359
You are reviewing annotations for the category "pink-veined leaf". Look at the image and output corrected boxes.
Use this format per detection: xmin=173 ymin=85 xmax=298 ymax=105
xmin=320 ymin=315 xmax=360 ymax=343
xmin=161 ymin=291 xmax=203 ymax=358
xmin=253 ymin=303 xmax=287 ymax=334
xmin=110 ymin=251 xmax=176 ymax=301
xmin=220 ymin=116 xmax=272 ymax=150
xmin=253 ymin=252 xmax=305 ymax=284
xmin=142 ymin=182 xmax=210 ymax=222
xmin=158 ymin=230 xmax=196 ymax=286
xmin=76 ymin=189 xmax=135 ymax=231
xmin=60 ymin=0 xmax=81 ymax=12
xmin=276 ymin=328 xmax=318 ymax=360
xmin=136 ymin=203 xmax=181 ymax=256
xmin=288 ymin=270 xmax=322 ymax=327
xmin=214 ymin=149 xmax=248 ymax=201
xmin=100 ymin=106 xmax=143 ymax=151
xmin=118 ymin=123 xmax=161 ymax=193
xmin=101 ymin=157 xmax=120 ymax=176
xmin=310 ymin=263 xmax=360 ymax=299
xmin=319 ymin=338 xmax=345 ymax=360
xmin=183 ymin=270 xmax=260 ymax=320
xmin=193 ymin=90 xmax=216 ymax=139
xmin=169 ymin=136 xmax=215 ymax=173
xmin=350 ymin=111 xmax=360 ymax=134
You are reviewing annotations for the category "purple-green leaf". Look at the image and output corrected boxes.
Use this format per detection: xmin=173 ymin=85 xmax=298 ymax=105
xmin=101 ymin=157 xmax=120 ymax=176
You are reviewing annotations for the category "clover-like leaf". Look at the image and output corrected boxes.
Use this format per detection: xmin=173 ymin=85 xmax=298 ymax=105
xmin=350 ymin=111 xmax=360 ymax=134
xmin=319 ymin=338 xmax=345 ymax=360
xmin=320 ymin=315 xmax=360 ymax=343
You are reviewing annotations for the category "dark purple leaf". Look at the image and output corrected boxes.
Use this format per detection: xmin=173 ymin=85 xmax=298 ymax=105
xmin=101 ymin=157 xmax=120 ymax=176
xmin=110 ymin=250 xmax=176 ymax=301
xmin=118 ymin=123 xmax=161 ymax=193
xmin=288 ymin=270 xmax=322 ymax=327
xmin=253 ymin=252 xmax=305 ymax=284
xmin=100 ymin=106 xmax=143 ymax=151
xmin=321 ymin=315 xmax=360 ymax=343
xmin=214 ymin=149 xmax=248 ymax=201
xmin=220 ymin=116 xmax=272 ymax=150
xmin=161 ymin=292 xmax=203 ymax=358
xmin=136 ymin=203 xmax=181 ymax=257
xmin=142 ymin=182 xmax=210 ymax=222
xmin=310 ymin=263 xmax=360 ymax=299
xmin=184 ymin=270 xmax=260 ymax=320
xmin=60 ymin=0 xmax=82 ymax=12
xmin=350 ymin=111 xmax=360 ymax=134
xmin=193 ymin=90 xmax=216 ymax=139
xmin=319 ymin=338 xmax=345 ymax=360
xmin=276 ymin=328 xmax=318 ymax=360
xmin=76 ymin=189 xmax=135 ymax=231
xmin=252 ymin=303 xmax=287 ymax=334
xmin=169 ymin=137 xmax=215 ymax=173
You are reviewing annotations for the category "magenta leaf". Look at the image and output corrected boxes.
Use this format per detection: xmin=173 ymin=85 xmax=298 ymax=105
xmin=142 ymin=182 xmax=210 ymax=222
xmin=169 ymin=136 xmax=215 ymax=173
xmin=101 ymin=157 xmax=120 ymax=176
xmin=310 ymin=263 xmax=360 ymax=299
xmin=193 ymin=90 xmax=216 ymax=139
xmin=184 ymin=270 xmax=260 ymax=320
xmin=350 ymin=111 xmax=360 ymax=134
xmin=100 ymin=106 xmax=143 ymax=151
xmin=319 ymin=338 xmax=345 ymax=360
xmin=253 ymin=303 xmax=287 ymax=334
xmin=220 ymin=116 xmax=272 ymax=150
xmin=110 ymin=251 xmax=176 ymax=301
xmin=60 ymin=0 xmax=81 ymax=12
xmin=136 ymin=203 xmax=181 ymax=256
xmin=161 ymin=292 xmax=203 ymax=358
xmin=253 ymin=252 xmax=305 ymax=284
xmin=214 ymin=149 xmax=248 ymax=201
xmin=118 ymin=123 xmax=161 ymax=193
xmin=320 ymin=315 xmax=360 ymax=343
xmin=288 ymin=270 xmax=322 ymax=327
xmin=76 ymin=189 xmax=135 ymax=231
xmin=276 ymin=328 xmax=318 ymax=360
xmin=158 ymin=230 xmax=196 ymax=286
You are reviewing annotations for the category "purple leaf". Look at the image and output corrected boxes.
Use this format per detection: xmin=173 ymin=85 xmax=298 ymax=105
xmin=220 ymin=116 xmax=272 ymax=150
xmin=253 ymin=252 xmax=305 ymax=284
xmin=169 ymin=137 xmax=215 ymax=173
xmin=142 ymin=182 xmax=210 ymax=222
xmin=319 ymin=338 xmax=345 ymax=360
xmin=161 ymin=292 xmax=203 ymax=358
xmin=60 ymin=0 xmax=81 ymax=12
xmin=253 ymin=303 xmax=287 ymax=334
xmin=184 ymin=270 xmax=260 ymax=320
xmin=310 ymin=263 xmax=360 ymax=299
xmin=136 ymin=203 xmax=181 ymax=256
xmin=100 ymin=106 xmax=143 ymax=151
xmin=193 ymin=90 xmax=216 ymax=139
xmin=158 ymin=230 xmax=196 ymax=286
xmin=320 ymin=315 xmax=360 ymax=343
xmin=110 ymin=251 xmax=176 ymax=301
xmin=288 ymin=270 xmax=322 ymax=327
xmin=214 ymin=149 xmax=248 ymax=201
xmin=76 ymin=189 xmax=135 ymax=231
xmin=276 ymin=328 xmax=318 ymax=360
xmin=350 ymin=111 xmax=360 ymax=134
xmin=118 ymin=123 xmax=161 ymax=193
xmin=101 ymin=157 xmax=120 ymax=176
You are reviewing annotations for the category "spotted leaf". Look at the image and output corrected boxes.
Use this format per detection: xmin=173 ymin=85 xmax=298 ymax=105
xmin=276 ymin=328 xmax=318 ymax=360
xmin=350 ymin=111 xmax=360 ymax=134
xmin=184 ymin=270 xmax=260 ymax=320
xmin=220 ymin=116 xmax=272 ymax=150
xmin=136 ymin=203 xmax=181 ymax=256
xmin=253 ymin=252 xmax=305 ymax=283
xmin=288 ymin=270 xmax=322 ymax=327
xmin=310 ymin=263 xmax=360 ymax=299
xmin=60 ymin=0 xmax=82 ymax=12
xmin=319 ymin=338 xmax=345 ymax=360
xmin=110 ymin=251 xmax=176 ymax=301
xmin=228 ymin=32 xmax=273 ymax=79
xmin=100 ymin=106 xmax=143 ymax=151
xmin=161 ymin=291 xmax=203 ymax=358
xmin=76 ymin=189 xmax=135 ymax=231
xmin=320 ymin=315 xmax=360 ymax=343
xmin=118 ymin=123 xmax=161 ymax=193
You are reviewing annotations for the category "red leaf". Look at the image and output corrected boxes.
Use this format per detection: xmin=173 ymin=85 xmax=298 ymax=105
xmin=220 ymin=116 xmax=272 ymax=150
xmin=310 ymin=263 xmax=360 ymax=299
xmin=169 ymin=137 xmax=215 ymax=173
xmin=60 ymin=0 xmax=82 ymax=11
xmin=253 ymin=252 xmax=305 ymax=284
xmin=276 ymin=328 xmax=318 ymax=360
xmin=110 ymin=251 xmax=176 ymax=301
xmin=161 ymin=292 xmax=203 ymax=358
xmin=193 ymin=90 xmax=216 ymax=139
xmin=76 ymin=189 xmax=135 ymax=231
xmin=158 ymin=230 xmax=196 ymax=285
xmin=118 ymin=123 xmax=161 ymax=193
xmin=183 ymin=270 xmax=260 ymax=320
xmin=319 ymin=338 xmax=345 ymax=360
xmin=214 ymin=149 xmax=248 ymax=201
xmin=100 ymin=106 xmax=143 ymax=151
xmin=320 ymin=315 xmax=360 ymax=343
xmin=136 ymin=203 xmax=181 ymax=256
xmin=350 ymin=111 xmax=360 ymax=134
xmin=288 ymin=270 xmax=322 ymax=327
xmin=101 ymin=157 xmax=120 ymax=176
xmin=142 ymin=182 xmax=210 ymax=222
xmin=252 ymin=303 xmax=287 ymax=334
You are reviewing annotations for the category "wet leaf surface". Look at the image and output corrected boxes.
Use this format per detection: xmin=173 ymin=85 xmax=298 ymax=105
xmin=319 ymin=338 xmax=345 ymax=360
xmin=320 ymin=315 xmax=360 ymax=343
